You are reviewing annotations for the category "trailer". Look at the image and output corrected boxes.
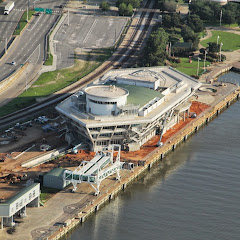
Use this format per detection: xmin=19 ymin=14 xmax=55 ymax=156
xmin=4 ymin=1 xmax=14 ymax=15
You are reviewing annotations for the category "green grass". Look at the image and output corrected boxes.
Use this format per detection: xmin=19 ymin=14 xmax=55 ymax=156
xmin=199 ymin=30 xmax=207 ymax=39
xmin=0 ymin=48 xmax=113 ymax=117
xmin=44 ymin=53 xmax=53 ymax=66
xmin=40 ymin=187 xmax=60 ymax=203
xmin=173 ymin=57 xmax=211 ymax=76
xmin=204 ymin=21 xmax=239 ymax=28
xmin=14 ymin=11 xmax=34 ymax=35
xmin=201 ymin=31 xmax=240 ymax=51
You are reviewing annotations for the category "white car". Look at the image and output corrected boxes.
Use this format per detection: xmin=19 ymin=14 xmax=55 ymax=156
xmin=10 ymin=61 xmax=16 ymax=65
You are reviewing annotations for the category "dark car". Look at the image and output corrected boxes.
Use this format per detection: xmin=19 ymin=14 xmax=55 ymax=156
xmin=34 ymin=12 xmax=40 ymax=16
xmin=59 ymin=4 xmax=64 ymax=8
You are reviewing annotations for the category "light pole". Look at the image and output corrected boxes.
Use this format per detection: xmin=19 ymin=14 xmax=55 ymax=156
xmin=219 ymin=42 xmax=223 ymax=62
xmin=220 ymin=10 xmax=222 ymax=27
xmin=67 ymin=10 xmax=70 ymax=26
xmin=0 ymin=37 xmax=7 ymax=55
xmin=27 ymin=6 xmax=29 ymax=23
xmin=25 ymin=72 xmax=28 ymax=91
xmin=217 ymin=35 xmax=220 ymax=45
xmin=204 ymin=50 xmax=208 ymax=71
xmin=197 ymin=57 xmax=201 ymax=76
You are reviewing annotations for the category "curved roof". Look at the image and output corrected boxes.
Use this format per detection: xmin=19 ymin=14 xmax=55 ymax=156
xmin=210 ymin=0 xmax=227 ymax=3
xmin=85 ymin=85 xmax=129 ymax=99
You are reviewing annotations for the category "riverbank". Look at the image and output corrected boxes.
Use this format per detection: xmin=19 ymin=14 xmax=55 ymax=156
xmin=50 ymin=82 xmax=240 ymax=240
xmin=1 ymin=24 xmax=240 ymax=240
xmin=1 ymin=77 xmax=239 ymax=239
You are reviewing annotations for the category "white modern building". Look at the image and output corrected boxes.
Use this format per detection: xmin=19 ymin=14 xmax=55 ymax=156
xmin=56 ymin=67 xmax=201 ymax=151
xmin=0 ymin=183 xmax=40 ymax=228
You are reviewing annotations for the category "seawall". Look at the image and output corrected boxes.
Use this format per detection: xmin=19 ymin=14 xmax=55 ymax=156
xmin=48 ymin=86 xmax=240 ymax=240
xmin=205 ymin=61 xmax=240 ymax=83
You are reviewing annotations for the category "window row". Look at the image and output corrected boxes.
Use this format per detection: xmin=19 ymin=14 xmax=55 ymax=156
xmin=89 ymin=99 xmax=117 ymax=105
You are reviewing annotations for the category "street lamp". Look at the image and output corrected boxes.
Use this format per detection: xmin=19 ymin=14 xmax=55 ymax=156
xmin=67 ymin=10 xmax=70 ymax=26
xmin=197 ymin=57 xmax=201 ymax=76
xmin=219 ymin=42 xmax=223 ymax=62
xmin=204 ymin=50 xmax=208 ymax=71
xmin=220 ymin=10 xmax=222 ymax=27
xmin=0 ymin=37 xmax=7 ymax=55
xmin=27 ymin=6 xmax=28 ymax=23
xmin=217 ymin=35 xmax=220 ymax=45
xmin=25 ymin=72 xmax=28 ymax=91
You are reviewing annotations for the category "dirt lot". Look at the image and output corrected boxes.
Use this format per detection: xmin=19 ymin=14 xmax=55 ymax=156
xmin=0 ymin=100 xmax=209 ymax=200
xmin=0 ymin=116 xmax=66 ymax=176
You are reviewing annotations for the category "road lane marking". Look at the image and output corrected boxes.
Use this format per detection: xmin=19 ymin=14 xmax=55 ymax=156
xmin=27 ymin=14 xmax=43 ymax=31
xmin=83 ymin=18 xmax=98 ymax=44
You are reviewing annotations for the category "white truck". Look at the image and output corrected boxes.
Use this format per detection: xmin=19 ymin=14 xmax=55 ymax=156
xmin=4 ymin=1 xmax=14 ymax=15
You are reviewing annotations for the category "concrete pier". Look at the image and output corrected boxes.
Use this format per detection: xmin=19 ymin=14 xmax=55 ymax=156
xmin=48 ymin=86 xmax=240 ymax=240
xmin=1 ymin=86 xmax=239 ymax=240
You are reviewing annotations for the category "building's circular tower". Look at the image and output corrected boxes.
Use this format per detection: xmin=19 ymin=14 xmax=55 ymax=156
xmin=210 ymin=0 xmax=228 ymax=5
xmin=85 ymin=85 xmax=129 ymax=116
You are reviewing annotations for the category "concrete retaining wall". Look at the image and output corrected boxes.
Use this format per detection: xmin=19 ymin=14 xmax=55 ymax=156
xmin=48 ymin=87 xmax=240 ymax=240
xmin=21 ymin=147 xmax=67 ymax=168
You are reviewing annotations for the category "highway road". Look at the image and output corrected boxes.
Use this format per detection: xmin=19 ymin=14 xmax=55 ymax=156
xmin=0 ymin=0 xmax=66 ymax=82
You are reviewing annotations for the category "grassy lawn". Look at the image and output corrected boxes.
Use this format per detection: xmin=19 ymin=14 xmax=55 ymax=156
xmin=204 ymin=21 xmax=239 ymax=28
xmin=173 ymin=57 xmax=211 ymax=76
xmin=40 ymin=187 xmax=60 ymax=203
xmin=44 ymin=53 xmax=53 ymax=66
xmin=199 ymin=30 xmax=207 ymax=39
xmin=14 ymin=11 xmax=34 ymax=35
xmin=0 ymin=48 xmax=113 ymax=117
xmin=201 ymin=31 xmax=240 ymax=51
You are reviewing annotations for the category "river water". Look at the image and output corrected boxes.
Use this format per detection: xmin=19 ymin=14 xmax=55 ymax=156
xmin=68 ymin=72 xmax=240 ymax=240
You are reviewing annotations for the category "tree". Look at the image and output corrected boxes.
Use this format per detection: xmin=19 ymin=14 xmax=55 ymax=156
xmin=189 ymin=0 xmax=216 ymax=21
xmin=126 ymin=3 xmax=133 ymax=15
xmin=100 ymin=1 xmax=110 ymax=12
xmin=118 ymin=2 xmax=133 ymax=16
xmin=158 ymin=0 xmax=177 ymax=12
xmin=162 ymin=14 xmax=172 ymax=28
xmin=208 ymin=42 xmax=220 ymax=53
xmin=164 ymin=0 xmax=177 ymax=12
xmin=116 ymin=0 xmax=141 ymax=8
xmin=187 ymin=14 xmax=204 ymax=33
xmin=171 ymin=13 xmax=181 ymax=28
xmin=181 ymin=25 xmax=199 ymax=50
xmin=237 ymin=17 xmax=240 ymax=27
xmin=119 ymin=3 xmax=127 ymax=15
xmin=181 ymin=25 xmax=195 ymax=42
xmin=222 ymin=9 xmax=235 ymax=25
xmin=144 ymin=28 xmax=169 ymax=66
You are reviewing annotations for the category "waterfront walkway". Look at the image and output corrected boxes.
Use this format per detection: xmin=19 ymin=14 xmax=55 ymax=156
xmin=198 ymin=27 xmax=240 ymax=83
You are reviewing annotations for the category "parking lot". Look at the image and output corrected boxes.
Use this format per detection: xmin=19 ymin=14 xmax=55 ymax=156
xmin=54 ymin=14 xmax=128 ymax=69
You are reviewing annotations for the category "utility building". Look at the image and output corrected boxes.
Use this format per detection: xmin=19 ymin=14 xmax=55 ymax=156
xmin=43 ymin=168 xmax=70 ymax=190
xmin=0 ymin=183 xmax=40 ymax=228
xmin=56 ymin=67 xmax=201 ymax=151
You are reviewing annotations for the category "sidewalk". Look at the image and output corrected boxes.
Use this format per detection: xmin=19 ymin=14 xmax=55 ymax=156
xmin=197 ymin=27 xmax=240 ymax=83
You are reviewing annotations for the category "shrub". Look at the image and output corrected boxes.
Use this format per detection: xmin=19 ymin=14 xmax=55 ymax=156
xmin=191 ymin=75 xmax=200 ymax=79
